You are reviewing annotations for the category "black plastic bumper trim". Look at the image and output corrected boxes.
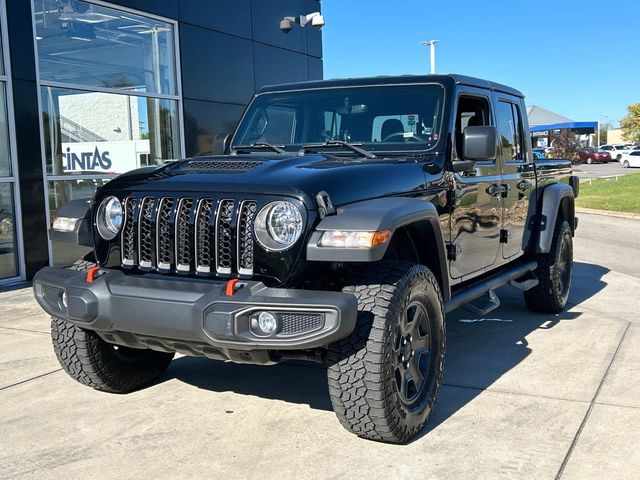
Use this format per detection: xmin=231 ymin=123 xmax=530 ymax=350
xmin=33 ymin=267 xmax=358 ymax=351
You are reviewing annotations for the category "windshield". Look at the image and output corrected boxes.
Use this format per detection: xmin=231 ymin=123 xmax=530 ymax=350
xmin=232 ymin=84 xmax=445 ymax=154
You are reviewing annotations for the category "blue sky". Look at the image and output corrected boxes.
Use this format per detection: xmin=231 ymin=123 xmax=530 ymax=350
xmin=322 ymin=0 xmax=640 ymax=126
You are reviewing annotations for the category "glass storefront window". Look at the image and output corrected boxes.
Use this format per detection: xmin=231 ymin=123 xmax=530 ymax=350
xmin=0 ymin=83 xmax=10 ymax=177
xmin=34 ymin=0 xmax=177 ymax=96
xmin=48 ymin=178 xmax=109 ymax=267
xmin=41 ymin=87 xmax=181 ymax=175
xmin=34 ymin=1 xmax=182 ymax=267
xmin=0 ymin=183 xmax=17 ymax=278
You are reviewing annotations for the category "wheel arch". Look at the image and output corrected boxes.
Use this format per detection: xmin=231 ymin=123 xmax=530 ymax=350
xmin=536 ymin=182 xmax=575 ymax=254
xmin=306 ymin=197 xmax=451 ymax=301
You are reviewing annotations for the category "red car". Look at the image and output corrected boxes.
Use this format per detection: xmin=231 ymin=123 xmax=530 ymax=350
xmin=578 ymin=148 xmax=611 ymax=164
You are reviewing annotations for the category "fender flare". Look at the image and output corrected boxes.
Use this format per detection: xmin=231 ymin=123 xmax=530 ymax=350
xmin=536 ymin=183 xmax=575 ymax=254
xmin=306 ymin=196 xmax=450 ymax=298
xmin=49 ymin=198 xmax=93 ymax=247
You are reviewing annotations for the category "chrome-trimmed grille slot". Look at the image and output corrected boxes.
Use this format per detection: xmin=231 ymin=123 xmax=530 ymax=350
xmin=195 ymin=199 xmax=215 ymax=274
xmin=237 ymin=201 xmax=257 ymax=276
xmin=156 ymin=198 xmax=174 ymax=271
xmin=120 ymin=195 xmax=257 ymax=277
xmin=215 ymin=200 xmax=234 ymax=274
xmin=175 ymin=198 xmax=194 ymax=272
xmin=121 ymin=197 xmax=138 ymax=266
xmin=138 ymin=197 xmax=156 ymax=269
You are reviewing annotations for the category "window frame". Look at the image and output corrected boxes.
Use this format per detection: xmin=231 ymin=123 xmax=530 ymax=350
xmin=453 ymin=91 xmax=494 ymax=165
xmin=30 ymin=0 xmax=185 ymax=265
xmin=495 ymin=97 xmax=526 ymax=164
xmin=0 ymin=0 xmax=26 ymax=285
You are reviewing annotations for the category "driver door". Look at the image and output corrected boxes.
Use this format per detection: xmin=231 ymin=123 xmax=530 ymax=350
xmin=449 ymin=91 xmax=502 ymax=280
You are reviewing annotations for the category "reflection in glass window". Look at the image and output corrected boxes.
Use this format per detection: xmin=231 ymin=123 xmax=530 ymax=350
xmin=0 ymin=83 xmax=10 ymax=177
xmin=0 ymin=183 xmax=17 ymax=279
xmin=41 ymin=87 xmax=180 ymax=175
xmin=48 ymin=178 xmax=109 ymax=267
xmin=34 ymin=0 xmax=176 ymax=95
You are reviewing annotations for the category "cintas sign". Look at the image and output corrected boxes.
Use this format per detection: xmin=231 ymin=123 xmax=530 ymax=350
xmin=61 ymin=140 xmax=150 ymax=174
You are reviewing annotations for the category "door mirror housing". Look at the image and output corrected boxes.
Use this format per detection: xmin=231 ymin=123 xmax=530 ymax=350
xmin=462 ymin=126 xmax=497 ymax=161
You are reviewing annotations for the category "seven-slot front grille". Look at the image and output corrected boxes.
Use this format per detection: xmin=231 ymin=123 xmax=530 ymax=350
xmin=120 ymin=195 xmax=258 ymax=277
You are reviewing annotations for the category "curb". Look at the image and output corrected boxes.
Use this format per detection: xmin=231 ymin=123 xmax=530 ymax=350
xmin=575 ymin=207 xmax=640 ymax=221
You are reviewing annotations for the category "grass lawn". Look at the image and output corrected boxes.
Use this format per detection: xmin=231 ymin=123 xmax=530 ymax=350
xmin=575 ymin=173 xmax=640 ymax=213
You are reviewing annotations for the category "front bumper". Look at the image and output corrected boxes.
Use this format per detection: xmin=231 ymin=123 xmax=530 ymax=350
xmin=33 ymin=267 xmax=358 ymax=364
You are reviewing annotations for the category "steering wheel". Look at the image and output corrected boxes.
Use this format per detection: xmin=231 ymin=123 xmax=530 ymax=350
xmin=382 ymin=132 xmax=424 ymax=143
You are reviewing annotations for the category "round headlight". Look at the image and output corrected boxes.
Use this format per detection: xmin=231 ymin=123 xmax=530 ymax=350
xmin=96 ymin=196 xmax=123 ymax=240
xmin=254 ymin=201 xmax=304 ymax=251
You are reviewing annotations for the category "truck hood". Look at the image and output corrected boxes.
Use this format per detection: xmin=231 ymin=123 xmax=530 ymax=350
xmin=101 ymin=153 xmax=439 ymax=209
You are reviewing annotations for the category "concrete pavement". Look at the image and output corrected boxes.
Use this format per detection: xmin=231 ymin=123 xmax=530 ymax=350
xmin=1 ymin=212 xmax=639 ymax=479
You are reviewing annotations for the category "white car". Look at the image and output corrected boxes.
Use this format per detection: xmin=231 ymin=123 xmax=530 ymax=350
xmin=620 ymin=150 xmax=640 ymax=168
xmin=600 ymin=144 xmax=633 ymax=161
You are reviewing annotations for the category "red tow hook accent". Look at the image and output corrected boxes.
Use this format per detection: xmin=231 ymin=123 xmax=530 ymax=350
xmin=86 ymin=266 xmax=101 ymax=283
xmin=225 ymin=278 xmax=240 ymax=297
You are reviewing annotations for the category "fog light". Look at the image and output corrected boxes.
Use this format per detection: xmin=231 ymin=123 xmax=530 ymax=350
xmin=61 ymin=291 xmax=69 ymax=309
xmin=251 ymin=311 xmax=279 ymax=336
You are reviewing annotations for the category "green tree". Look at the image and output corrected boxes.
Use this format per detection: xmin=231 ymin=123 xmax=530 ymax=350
xmin=550 ymin=129 xmax=581 ymax=162
xmin=620 ymin=103 xmax=640 ymax=143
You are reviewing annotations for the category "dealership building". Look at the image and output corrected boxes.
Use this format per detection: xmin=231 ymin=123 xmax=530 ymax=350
xmin=0 ymin=0 xmax=323 ymax=285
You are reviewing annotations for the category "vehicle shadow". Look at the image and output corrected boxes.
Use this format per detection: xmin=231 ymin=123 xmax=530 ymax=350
xmin=161 ymin=261 xmax=609 ymax=440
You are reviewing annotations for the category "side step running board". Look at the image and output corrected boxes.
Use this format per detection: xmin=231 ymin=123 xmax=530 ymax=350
xmin=444 ymin=261 xmax=538 ymax=314
xmin=464 ymin=289 xmax=501 ymax=316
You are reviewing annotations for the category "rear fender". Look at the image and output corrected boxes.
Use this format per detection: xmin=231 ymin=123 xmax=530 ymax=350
xmin=535 ymin=183 xmax=575 ymax=254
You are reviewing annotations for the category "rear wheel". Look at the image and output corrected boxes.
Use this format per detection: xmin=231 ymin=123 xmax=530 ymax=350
xmin=525 ymin=220 xmax=573 ymax=313
xmin=327 ymin=261 xmax=445 ymax=443
xmin=623 ymin=160 xmax=630 ymax=168
xmin=51 ymin=257 xmax=174 ymax=393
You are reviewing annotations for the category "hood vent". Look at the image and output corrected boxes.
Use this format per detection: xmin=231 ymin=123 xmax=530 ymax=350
xmin=184 ymin=159 xmax=264 ymax=173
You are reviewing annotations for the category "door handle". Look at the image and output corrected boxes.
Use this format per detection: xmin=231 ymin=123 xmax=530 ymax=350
xmin=517 ymin=179 xmax=534 ymax=190
xmin=486 ymin=184 xmax=507 ymax=196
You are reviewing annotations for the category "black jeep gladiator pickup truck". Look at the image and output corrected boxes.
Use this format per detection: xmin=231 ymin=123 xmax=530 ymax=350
xmin=33 ymin=74 xmax=579 ymax=443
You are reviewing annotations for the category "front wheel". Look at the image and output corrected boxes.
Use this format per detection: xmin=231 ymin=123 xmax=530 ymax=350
xmin=587 ymin=157 xmax=593 ymax=164
xmin=51 ymin=257 xmax=174 ymax=393
xmin=327 ymin=261 xmax=445 ymax=443
xmin=524 ymin=220 xmax=573 ymax=313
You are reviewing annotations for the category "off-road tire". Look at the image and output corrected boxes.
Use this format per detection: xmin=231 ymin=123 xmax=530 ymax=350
xmin=50 ymin=257 xmax=174 ymax=393
xmin=524 ymin=220 xmax=573 ymax=313
xmin=327 ymin=261 xmax=445 ymax=443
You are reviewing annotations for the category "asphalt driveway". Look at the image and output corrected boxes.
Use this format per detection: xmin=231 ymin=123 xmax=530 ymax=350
xmin=1 ymin=212 xmax=639 ymax=479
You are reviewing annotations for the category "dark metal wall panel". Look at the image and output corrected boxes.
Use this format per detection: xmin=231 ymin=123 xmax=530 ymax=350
xmin=183 ymin=99 xmax=246 ymax=157
xmin=178 ymin=0 xmax=253 ymax=39
xmin=308 ymin=56 xmax=323 ymax=81
xmin=253 ymin=43 xmax=309 ymax=90
xmin=180 ymin=24 xmax=255 ymax=105
xmin=106 ymin=0 xmax=179 ymax=19
xmin=251 ymin=0 xmax=308 ymax=54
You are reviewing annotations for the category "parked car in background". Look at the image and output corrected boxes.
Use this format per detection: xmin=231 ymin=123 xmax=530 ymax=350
xmin=532 ymin=150 xmax=545 ymax=159
xmin=600 ymin=144 xmax=632 ymax=161
xmin=620 ymin=150 xmax=640 ymax=168
xmin=578 ymin=147 xmax=611 ymax=164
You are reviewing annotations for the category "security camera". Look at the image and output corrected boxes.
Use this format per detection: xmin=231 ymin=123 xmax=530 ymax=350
xmin=310 ymin=14 xmax=325 ymax=29
xmin=280 ymin=18 xmax=294 ymax=33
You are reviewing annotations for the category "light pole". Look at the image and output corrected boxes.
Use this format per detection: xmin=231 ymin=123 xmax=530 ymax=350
xmin=597 ymin=114 xmax=608 ymax=148
xmin=420 ymin=40 xmax=439 ymax=74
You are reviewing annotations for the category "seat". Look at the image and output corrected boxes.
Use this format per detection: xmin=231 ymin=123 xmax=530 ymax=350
xmin=381 ymin=119 xmax=405 ymax=142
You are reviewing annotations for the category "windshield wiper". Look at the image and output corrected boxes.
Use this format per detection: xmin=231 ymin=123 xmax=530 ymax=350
xmin=232 ymin=142 xmax=286 ymax=154
xmin=302 ymin=140 xmax=376 ymax=159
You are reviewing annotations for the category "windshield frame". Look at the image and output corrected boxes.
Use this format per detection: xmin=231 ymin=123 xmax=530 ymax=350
xmin=230 ymin=82 xmax=448 ymax=156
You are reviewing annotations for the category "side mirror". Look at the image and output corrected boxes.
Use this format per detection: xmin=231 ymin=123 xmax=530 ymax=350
xmin=462 ymin=126 xmax=497 ymax=161
xmin=212 ymin=133 xmax=232 ymax=155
